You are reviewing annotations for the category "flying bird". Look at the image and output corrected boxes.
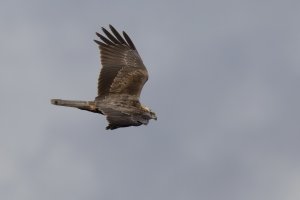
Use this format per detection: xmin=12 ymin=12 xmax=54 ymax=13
xmin=51 ymin=25 xmax=157 ymax=130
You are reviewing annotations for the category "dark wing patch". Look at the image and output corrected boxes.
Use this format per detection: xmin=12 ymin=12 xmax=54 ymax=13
xmin=94 ymin=25 xmax=148 ymax=100
xmin=101 ymin=108 xmax=142 ymax=130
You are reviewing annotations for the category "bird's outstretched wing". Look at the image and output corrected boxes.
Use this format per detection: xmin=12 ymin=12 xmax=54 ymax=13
xmin=94 ymin=25 xmax=148 ymax=100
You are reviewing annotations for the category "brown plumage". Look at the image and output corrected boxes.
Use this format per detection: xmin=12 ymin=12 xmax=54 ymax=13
xmin=51 ymin=25 xmax=157 ymax=130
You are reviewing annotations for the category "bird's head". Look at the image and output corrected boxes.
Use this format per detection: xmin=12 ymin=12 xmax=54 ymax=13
xmin=142 ymin=105 xmax=157 ymax=121
xmin=149 ymin=110 xmax=157 ymax=120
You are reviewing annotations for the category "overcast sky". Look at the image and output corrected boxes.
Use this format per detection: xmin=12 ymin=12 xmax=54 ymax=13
xmin=1 ymin=0 xmax=300 ymax=200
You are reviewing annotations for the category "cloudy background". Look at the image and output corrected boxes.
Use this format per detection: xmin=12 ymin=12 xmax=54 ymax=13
xmin=1 ymin=0 xmax=300 ymax=199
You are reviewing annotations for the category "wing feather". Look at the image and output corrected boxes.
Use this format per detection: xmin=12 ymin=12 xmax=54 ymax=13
xmin=123 ymin=31 xmax=137 ymax=50
xmin=96 ymin=32 xmax=114 ymax=45
xmin=94 ymin=25 xmax=148 ymax=100
xmin=101 ymin=27 xmax=120 ymax=44
xmin=109 ymin=25 xmax=127 ymax=44
xmin=93 ymin=39 xmax=106 ymax=46
xmin=101 ymin=108 xmax=141 ymax=130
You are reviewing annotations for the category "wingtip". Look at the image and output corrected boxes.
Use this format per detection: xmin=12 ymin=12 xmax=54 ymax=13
xmin=94 ymin=39 xmax=105 ymax=46
xmin=101 ymin=26 xmax=107 ymax=32
xmin=122 ymin=31 xmax=136 ymax=50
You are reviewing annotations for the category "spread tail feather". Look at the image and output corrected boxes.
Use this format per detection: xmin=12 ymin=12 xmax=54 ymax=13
xmin=51 ymin=99 xmax=101 ymax=113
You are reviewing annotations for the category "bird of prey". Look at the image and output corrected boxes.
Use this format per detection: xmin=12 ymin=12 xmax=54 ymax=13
xmin=51 ymin=25 xmax=157 ymax=130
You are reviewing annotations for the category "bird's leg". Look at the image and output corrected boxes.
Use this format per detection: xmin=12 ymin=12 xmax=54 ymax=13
xmin=51 ymin=99 xmax=100 ymax=113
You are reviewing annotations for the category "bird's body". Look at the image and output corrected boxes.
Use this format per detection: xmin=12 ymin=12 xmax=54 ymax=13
xmin=51 ymin=25 xmax=156 ymax=130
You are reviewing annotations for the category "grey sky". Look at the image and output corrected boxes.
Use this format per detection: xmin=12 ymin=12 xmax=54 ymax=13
xmin=1 ymin=0 xmax=300 ymax=200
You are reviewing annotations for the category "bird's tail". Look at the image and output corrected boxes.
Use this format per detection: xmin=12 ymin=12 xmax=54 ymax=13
xmin=51 ymin=99 xmax=100 ymax=113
